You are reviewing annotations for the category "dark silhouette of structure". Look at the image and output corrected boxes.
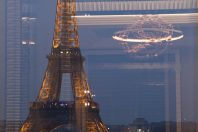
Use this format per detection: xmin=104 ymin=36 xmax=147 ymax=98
xmin=20 ymin=0 xmax=108 ymax=131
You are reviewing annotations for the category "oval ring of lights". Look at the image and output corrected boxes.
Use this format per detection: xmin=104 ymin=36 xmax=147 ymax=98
xmin=112 ymin=16 xmax=184 ymax=57
xmin=112 ymin=28 xmax=183 ymax=43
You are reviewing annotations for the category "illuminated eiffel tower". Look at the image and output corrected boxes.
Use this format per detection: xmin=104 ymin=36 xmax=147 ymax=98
xmin=20 ymin=0 xmax=108 ymax=131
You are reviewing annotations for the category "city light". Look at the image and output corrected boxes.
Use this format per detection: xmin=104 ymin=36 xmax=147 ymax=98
xmin=22 ymin=41 xmax=36 ymax=45
xmin=22 ymin=17 xmax=37 ymax=21
xmin=113 ymin=29 xmax=183 ymax=43
xmin=29 ymin=41 xmax=36 ymax=45
xmin=84 ymin=102 xmax=90 ymax=107
xmin=22 ymin=41 xmax=27 ymax=45
xmin=84 ymin=90 xmax=90 ymax=94
xmin=91 ymin=94 xmax=96 ymax=97
xmin=112 ymin=15 xmax=184 ymax=57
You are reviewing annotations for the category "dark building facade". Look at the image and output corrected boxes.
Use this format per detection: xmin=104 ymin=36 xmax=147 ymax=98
xmin=0 ymin=0 xmax=36 ymax=131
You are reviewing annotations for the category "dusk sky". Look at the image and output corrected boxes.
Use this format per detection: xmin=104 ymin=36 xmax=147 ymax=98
xmin=0 ymin=0 xmax=198 ymax=128
xmin=14 ymin=0 xmax=198 ymax=125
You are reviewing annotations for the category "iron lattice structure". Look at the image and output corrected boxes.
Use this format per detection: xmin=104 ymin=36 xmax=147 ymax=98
xmin=20 ymin=0 xmax=108 ymax=131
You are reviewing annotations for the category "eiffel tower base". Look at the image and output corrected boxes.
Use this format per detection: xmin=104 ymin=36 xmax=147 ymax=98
xmin=20 ymin=101 xmax=107 ymax=132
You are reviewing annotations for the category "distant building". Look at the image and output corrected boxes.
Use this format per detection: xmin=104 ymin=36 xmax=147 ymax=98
xmin=106 ymin=121 xmax=196 ymax=132
xmin=0 ymin=0 xmax=36 ymax=131
xmin=126 ymin=118 xmax=150 ymax=132
xmin=0 ymin=0 xmax=6 ymax=124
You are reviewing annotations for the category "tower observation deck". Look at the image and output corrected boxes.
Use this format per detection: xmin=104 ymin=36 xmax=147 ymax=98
xmin=20 ymin=0 xmax=108 ymax=131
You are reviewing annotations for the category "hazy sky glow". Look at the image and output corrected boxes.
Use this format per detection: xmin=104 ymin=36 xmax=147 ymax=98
xmin=22 ymin=0 xmax=198 ymax=125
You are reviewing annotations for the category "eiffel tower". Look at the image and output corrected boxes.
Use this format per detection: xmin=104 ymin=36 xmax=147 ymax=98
xmin=20 ymin=0 xmax=108 ymax=131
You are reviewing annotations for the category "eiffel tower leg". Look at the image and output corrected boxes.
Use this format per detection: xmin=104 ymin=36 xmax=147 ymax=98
xmin=20 ymin=0 xmax=108 ymax=131
xmin=75 ymin=100 xmax=86 ymax=132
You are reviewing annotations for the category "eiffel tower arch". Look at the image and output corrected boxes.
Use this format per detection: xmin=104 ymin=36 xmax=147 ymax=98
xmin=20 ymin=0 xmax=108 ymax=131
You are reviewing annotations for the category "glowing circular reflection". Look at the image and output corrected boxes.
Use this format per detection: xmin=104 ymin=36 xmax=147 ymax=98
xmin=113 ymin=28 xmax=183 ymax=43
xmin=112 ymin=16 xmax=184 ymax=57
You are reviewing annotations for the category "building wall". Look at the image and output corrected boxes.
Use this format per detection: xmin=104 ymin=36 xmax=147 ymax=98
xmin=0 ymin=0 xmax=37 ymax=131
xmin=5 ymin=0 xmax=22 ymax=131
xmin=0 ymin=0 xmax=6 ymax=122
